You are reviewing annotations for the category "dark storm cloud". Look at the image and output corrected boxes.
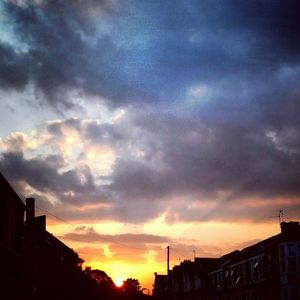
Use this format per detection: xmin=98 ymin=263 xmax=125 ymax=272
xmin=0 ymin=0 xmax=133 ymax=109
xmin=1 ymin=0 xmax=300 ymax=223
xmin=1 ymin=102 xmax=300 ymax=223
xmin=0 ymin=151 xmax=97 ymax=202
xmin=119 ymin=0 xmax=300 ymax=100
xmin=0 ymin=44 xmax=30 ymax=89
xmin=1 ymin=0 xmax=300 ymax=107
xmin=107 ymin=112 xmax=300 ymax=202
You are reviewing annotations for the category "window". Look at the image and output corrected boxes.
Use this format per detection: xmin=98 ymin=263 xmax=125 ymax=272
xmin=250 ymin=256 xmax=264 ymax=282
xmin=280 ymin=245 xmax=285 ymax=259
xmin=288 ymin=243 xmax=297 ymax=257
xmin=281 ymin=260 xmax=286 ymax=273
xmin=288 ymin=257 xmax=297 ymax=272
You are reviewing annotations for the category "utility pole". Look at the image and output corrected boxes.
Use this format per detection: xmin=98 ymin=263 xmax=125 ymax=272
xmin=167 ymin=246 xmax=170 ymax=298
xmin=167 ymin=246 xmax=170 ymax=275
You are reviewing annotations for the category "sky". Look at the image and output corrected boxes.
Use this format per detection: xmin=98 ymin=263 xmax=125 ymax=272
xmin=1 ymin=0 xmax=300 ymax=291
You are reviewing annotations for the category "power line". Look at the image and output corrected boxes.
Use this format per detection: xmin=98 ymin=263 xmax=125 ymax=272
xmin=15 ymin=190 xmax=170 ymax=253
xmin=170 ymin=247 xmax=192 ymax=260
xmin=36 ymin=206 xmax=76 ymax=227
xmin=35 ymin=204 xmax=165 ymax=252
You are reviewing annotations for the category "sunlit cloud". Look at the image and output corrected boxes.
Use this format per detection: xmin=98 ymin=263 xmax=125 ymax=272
xmin=0 ymin=131 xmax=37 ymax=152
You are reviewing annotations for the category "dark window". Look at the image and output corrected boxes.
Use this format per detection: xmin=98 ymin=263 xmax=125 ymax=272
xmin=288 ymin=257 xmax=297 ymax=272
xmin=280 ymin=260 xmax=286 ymax=273
xmin=288 ymin=244 xmax=296 ymax=257
xmin=280 ymin=245 xmax=285 ymax=259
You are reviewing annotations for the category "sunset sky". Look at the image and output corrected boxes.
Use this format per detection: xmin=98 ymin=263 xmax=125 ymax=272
xmin=1 ymin=0 xmax=300 ymax=291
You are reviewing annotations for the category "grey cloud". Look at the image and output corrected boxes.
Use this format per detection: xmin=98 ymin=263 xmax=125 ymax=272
xmin=0 ymin=44 xmax=31 ymax=89
xmin=46 ymin=118 xmax=82 ymax=136
xmin=2 ymin=0 xmax=300 ymax=225
xmin=1 ymin=103 xmax=300 ymax=224
xmin=0 ymin=151 xmax=97 ymax=203
xmin=165 ymin=196 xmax=300 ymax=224
xmin=186 ymin=0 xmax=300 ymax=66
xmin=109 ymin=158 xmax=168 ymax=201
xmin=30 ymin=199 xmax=160 ymax=224
xmin=0 ymin=0 xmax=133 ymax=110
xmin=63 ymin=226 xmax=171 ymax=244
xmin=0 ymin=0 xmax=299 ymax=131
xmin=106 ymin=113 xmax=300 ymax=202
xmin=2 ymin=0 xmax=300 ymax=110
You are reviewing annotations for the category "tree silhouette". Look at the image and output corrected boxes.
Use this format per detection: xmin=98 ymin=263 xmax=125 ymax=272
xmin=123 ymin=278 xmax=141 ymax=294
xmin=85 ymin=267 xmax=113 ymax=285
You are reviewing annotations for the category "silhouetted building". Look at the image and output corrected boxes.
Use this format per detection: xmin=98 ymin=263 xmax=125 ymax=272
xmin=208 ymin=222 xmax=300 ymax=300
xmin=153 ymin=273 xmax=168 ymax=299
xmin=23 ymin=197 xmax=84 ymax=300
xmin=169 ymin=258 xmax=218 ymax=300
xmin=0 ymin=173 xmax=84 ymax=300
xmin=0 ymin=173 xmax=25 ymax=299
xmin=154 ymin=222 xmax=300 ymax=300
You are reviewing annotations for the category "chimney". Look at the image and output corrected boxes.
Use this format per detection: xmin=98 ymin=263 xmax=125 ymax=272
xmin=280 ymin=221 xmax=300 ymax=235
xmin=26 ymin=197 xmax=35 ymax=223
xmin=34 ymin=215 xmax=46 ymax=231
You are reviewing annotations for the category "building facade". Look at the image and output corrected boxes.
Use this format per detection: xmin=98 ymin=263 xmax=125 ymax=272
xmin=0 ymin=173 xmax=25 ymax=299
xmin=153 ymin=222 xmax=300 ymax=300
xmin=0 ymin=173 xmax=84 ymax=300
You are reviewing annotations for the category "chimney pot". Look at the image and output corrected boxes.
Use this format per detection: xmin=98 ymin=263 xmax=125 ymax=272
xmin=280 ymin=221 xmax=300 ymax=235
xmin=26 ymin=197 xmax=35 ymax=222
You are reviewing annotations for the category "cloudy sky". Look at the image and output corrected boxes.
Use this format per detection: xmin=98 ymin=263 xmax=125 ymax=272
xmin=1 ymin=0 xmax=300 ymax=289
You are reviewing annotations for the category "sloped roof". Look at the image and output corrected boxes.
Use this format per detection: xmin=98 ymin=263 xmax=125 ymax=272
xmin=214 ymin=223 xmax=300 ymax=270
xmin=0 ymin=172 xmax=25 ymax=209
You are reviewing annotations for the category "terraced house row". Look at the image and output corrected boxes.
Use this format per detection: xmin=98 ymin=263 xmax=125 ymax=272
xmin=153 ymin=222 xmax=300 ymax=300
xmin=0 ymin=173 xmax=86 ymax=300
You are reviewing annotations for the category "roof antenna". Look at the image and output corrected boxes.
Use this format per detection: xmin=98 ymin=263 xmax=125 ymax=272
xmin=279 ymin=209 xmax=284 ymax=224
xmin=269 ymin=209 xmax=284 ymax=227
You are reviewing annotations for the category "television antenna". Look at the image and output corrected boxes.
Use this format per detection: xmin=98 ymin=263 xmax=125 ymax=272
xmin=270 ymin=209 xmax=284 ymax=224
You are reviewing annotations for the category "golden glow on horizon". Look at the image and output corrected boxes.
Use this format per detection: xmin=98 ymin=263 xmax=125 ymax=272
xmin=88 ymin=255 xmax=165 ymax=293
xmin=46 ymin=218 xmax=281 ymax=291
xmin=115 ymin=277 xmax=124 ymax=287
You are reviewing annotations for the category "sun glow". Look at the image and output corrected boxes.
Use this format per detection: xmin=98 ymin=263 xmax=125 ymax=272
xmin=115 ymin=277 xmax=124 ymax=287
